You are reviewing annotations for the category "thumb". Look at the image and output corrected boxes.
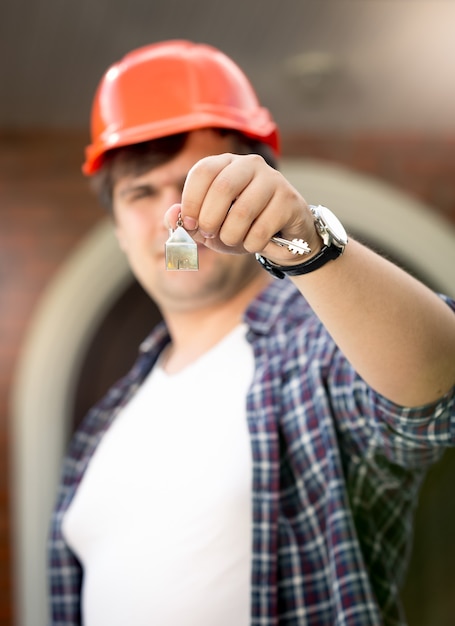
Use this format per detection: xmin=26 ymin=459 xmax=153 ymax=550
xmin=163 ymin=203 xmax=183 ymax=230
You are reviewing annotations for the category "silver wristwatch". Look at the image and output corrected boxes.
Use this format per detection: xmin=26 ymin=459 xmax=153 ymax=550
xmin=256 ymin=205 xmax=348 ymax=279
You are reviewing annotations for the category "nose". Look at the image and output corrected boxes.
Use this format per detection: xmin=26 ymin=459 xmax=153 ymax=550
xmin=162 ymin=185 xmax=183 ymax=209
xmin=158 ymin=187 xmax=183 ymax=232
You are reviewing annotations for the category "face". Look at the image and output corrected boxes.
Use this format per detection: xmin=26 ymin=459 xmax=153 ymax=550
xmin=112 ymin=129 xmax=264 ymax=314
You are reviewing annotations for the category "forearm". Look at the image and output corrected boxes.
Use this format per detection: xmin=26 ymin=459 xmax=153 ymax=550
xmin=292 ymin=238 xmax=455 ymax=407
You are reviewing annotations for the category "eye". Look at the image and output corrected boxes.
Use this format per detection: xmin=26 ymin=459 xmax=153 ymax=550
xmin=128 ymin=185 xmax=158 ymax=202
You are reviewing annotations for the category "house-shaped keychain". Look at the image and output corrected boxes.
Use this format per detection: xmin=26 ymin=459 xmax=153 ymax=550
xmin=165 ymin=224 xmax=199 ymax=271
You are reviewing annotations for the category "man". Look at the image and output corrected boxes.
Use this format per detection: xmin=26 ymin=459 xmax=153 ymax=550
xmin=48 ymin=40 xmax=455 ymax=625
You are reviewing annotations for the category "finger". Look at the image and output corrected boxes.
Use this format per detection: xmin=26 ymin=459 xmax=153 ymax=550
xmin=182 ymin=153 xmax=269 ymax=239
xmin=163 ymin=203 xmax=183 ymax=230
xmin=217 ymin=177 xmax=275 ymax=249
xmin=181 ymin=153 xmax=236 ymax=231
xmin=244 ymin=187 xmax=315 ymax=263
xmin=197 ymin=156 xmax=261 ymax=238
xmin=214 ymin=160 xmax=297 ymax=251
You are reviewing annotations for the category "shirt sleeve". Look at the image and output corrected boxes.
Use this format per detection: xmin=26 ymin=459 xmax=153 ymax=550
xmin=327 ymin=351 xmax=455 ymax=472
xmin=324 ymin=293 xmax=455 ymax=471
xmin=371 ymin=385 xmax=455 ymax=464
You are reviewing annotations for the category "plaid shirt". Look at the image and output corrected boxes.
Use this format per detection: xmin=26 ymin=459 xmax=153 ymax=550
xmin=48 ymin=280 xmax=455 ymax=625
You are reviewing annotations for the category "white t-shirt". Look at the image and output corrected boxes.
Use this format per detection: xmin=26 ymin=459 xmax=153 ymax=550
xmin=63 ymin=324 xmax=254 ymax=626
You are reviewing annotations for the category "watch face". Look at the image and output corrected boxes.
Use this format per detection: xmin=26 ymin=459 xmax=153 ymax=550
xmin=318 ymin=206 xmax=348 ymax=247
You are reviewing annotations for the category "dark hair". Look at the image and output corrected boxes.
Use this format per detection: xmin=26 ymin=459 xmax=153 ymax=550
xmin=89 ymin=129 xmax=278 ymax=211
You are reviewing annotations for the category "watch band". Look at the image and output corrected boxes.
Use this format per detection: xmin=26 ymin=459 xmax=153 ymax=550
xmin=256 ymin=204 xmax=347 ymax=279
xmin=255 ymin=244 xmax=342 ymax=279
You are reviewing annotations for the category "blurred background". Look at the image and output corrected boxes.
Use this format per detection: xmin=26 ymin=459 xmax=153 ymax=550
xmin=1 ymin=1 xmax=455 ymax=625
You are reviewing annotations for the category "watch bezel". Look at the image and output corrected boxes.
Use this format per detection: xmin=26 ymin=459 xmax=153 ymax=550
xmin=310 ymin=205 xmax=348 ymax=249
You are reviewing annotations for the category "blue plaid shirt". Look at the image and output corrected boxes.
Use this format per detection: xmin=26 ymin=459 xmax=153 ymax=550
xmin=48 ymin=280 xmax=455 ymax=625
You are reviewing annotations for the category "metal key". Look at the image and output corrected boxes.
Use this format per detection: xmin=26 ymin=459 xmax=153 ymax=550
xmin=165 ymin=214 xmax=199 ymax=270
xmin=270 ymin=235 xmax=311 ymax=255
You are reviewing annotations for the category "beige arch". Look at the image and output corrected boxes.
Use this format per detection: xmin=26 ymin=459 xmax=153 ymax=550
xmin=10 ymin=159 xmax=455 ymax=626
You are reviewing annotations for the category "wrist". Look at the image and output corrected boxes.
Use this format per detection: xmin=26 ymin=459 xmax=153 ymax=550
xmin=256 ymin=205 xmax=348 ymax=279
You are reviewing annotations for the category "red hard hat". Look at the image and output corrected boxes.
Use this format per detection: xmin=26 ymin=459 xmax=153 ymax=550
xmin=83 ymin=40 xmax=280 ymax=175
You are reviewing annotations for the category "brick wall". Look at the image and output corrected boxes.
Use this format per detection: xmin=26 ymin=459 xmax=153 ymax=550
xmin=283 ymin=132 xmax=455 ymax=226
xmin=0 ymin=131 xmax=103 ymax=625
xmin=1 ymin=130 xmax=455 ymax=625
